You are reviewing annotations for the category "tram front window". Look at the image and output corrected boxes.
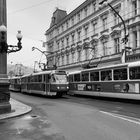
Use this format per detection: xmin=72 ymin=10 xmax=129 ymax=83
xmin=51 ymin=74 xmax=67 ymax=83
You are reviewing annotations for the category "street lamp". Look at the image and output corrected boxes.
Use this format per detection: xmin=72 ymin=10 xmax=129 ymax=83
xmin=0 ymin=25 xmax=22 ymax=53
xmin=99 ymin=0 xmax=130 ymax=63
xmin=0 ymin=24 xmax=23 ymax=114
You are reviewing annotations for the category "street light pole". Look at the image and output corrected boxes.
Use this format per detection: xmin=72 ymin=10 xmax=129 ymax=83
xmin=0 ymin=24 xmax=23 ymax=114
xmin=99 ymin=0 xmax=129 ymax=63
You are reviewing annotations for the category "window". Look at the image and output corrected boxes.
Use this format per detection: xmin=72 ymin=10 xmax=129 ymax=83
xmin=66 ymin=21 xmax=69 ymax=29
xmin=84 ymin=27 xmax=88 ymax=38
xmin=66 ymin=36 xmax=69 ymax=46
xmin=66 ymin=54 xmax=69 ymax=64
xmin=101 ymin=70 xmax=112 ymax=81
xmin=114 ymin=68 xmax=127 ymax=80
xmin=92 ymin=22 xmax=97 ymax=35
xmin=62 ymin=56 xmax=64 ymax=65
xmin=114 ymin=13 xmax=119 ymax=25
xmin=85 ymin=49 xmax=88 ymax=60
xmin=38 ymin=75 xmax=42 ymax=82
xmin=69 ymin=75 xmax=74 ymax=82
xmin=74 ymin=74 xmax=81 ymax=82
xmin=103 ymin=41 xmax=108 ymax=56
xmin=57 ymin=42 xmax=60 ymax=50
xmin=132 ymin=0 xmax=137 ymax=16
xmin=77 ymin=50 xmax=81 ymax=62
xmin=72 ymin=34 xmax=75 ymax=44
xmin=57 ymin=28 xmax=59 ymax=34
xmin=72 ymin=52 xmax=75 ymax=63
xmin=61 ymin=25 xmax=64 ymax=32
xmin=92 ymin=2 xmax=96 ymax=12
xmin=90 ymin=71 xmax=99 ymax=81
xmin=82 ymin=72 xmax=89 ymax=81
xmin=133 ymin=31 xmax=137 ymax=48
xmin=77 ymin=13 xmax=81 ymax=22
xmin=114 ymin=38 xmax=120 ymax=53
xmin=71 ymin=17 xmax=74 ymax=26
xmin=61 ymin=39 xmax=64 ymax=49
xmin=57 ymin=57 xmax=60 ymax=66
xmin=77 ymin=31 xmax=81 ymax=41
xmin=44 ymin=74 xmax=49 ymax=83
xmin=84 ymin=7 xmax=88 ymax=17
xmin=129 ymin=67 xmax=140 ymax=79
xmin=102 ymin=17 xmax=107 ymax=30
xmin=92 ymin=44 xmax=97 ymax=58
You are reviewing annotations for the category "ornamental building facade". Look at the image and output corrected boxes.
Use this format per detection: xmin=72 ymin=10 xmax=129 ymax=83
xmin=45 ymin=0 xmax=140 ymax=71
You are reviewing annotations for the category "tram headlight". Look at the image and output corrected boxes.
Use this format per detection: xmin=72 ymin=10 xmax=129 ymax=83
xmin=67 ymin=86 xmax=69 ymax=89
xmin=57 ymin=86 xmax=60 ymax=89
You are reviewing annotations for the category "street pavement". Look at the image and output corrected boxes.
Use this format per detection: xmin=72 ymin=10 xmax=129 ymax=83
xmin=0 ymin=99 xmax=65 ymax=140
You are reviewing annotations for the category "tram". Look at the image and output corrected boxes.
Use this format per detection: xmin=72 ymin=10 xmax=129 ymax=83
xmin=20 ymin=70 xmax=69 ymax=97
xmin=9 ymin=76 xmax=21 ymax=92
xmin=68 ymin=61 xmax=140 ymax=100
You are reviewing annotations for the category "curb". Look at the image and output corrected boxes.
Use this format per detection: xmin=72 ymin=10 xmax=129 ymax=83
xmin=0 ymin=98 xmax=32 ymax=120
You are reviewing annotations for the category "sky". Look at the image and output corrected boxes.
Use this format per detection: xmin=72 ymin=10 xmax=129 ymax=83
xmin=7 ymin=0 xmax=85 ymax=69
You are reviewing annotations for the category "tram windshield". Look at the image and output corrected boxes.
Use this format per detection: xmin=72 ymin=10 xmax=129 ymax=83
xmin=51 ymin=74 xmax=68 ymax=84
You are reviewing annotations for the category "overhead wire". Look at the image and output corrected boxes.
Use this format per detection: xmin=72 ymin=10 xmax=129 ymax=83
xmin=7 ymin=0 xmax=56 ymax=14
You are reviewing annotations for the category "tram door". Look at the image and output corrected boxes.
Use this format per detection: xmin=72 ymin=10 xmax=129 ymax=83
xmin=45 ymin=74 xmax=50 ymax=93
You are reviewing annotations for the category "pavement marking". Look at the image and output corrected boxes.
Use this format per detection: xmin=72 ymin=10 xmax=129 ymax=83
xmin=100 ymin=111 xmax=140 ymax=125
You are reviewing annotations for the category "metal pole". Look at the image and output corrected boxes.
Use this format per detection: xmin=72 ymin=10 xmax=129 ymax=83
xmin=0 ymin=0 xmax=11 ymax=114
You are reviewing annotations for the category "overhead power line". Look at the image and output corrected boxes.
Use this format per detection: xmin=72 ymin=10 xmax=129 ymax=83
xmin=8 ymin=0 xmax=55 ymax=14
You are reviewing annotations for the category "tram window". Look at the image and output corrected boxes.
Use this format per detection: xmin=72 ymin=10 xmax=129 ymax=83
xmin=47 ymin=75 xmax=49 ymax=82
xmin=82 ymin=72 xmax=89 ymax=81
xmin=101 ymin=70 xmax=112 ymax=81
xmin=43 ymin=74 xmax=49 ymax=83
xmin=69 ymin=75 xmax=74 ymax=82
xmin=15 ymin=79 xmax=17 ymax=84
xmin=51 ymin=74 xmax=56 ymax=82
xmin=38 ymin=75 xmax=42 ymax=82
xmin=90 ymin=71 xmax=99 ymax=81
xmin=43 ymin=75 xmax=45 ymax=82
xmin=129 ymin=67 xmax=140 ymax=79
xmin=35 ymin=76 xmax=39 ymax=82
xmin=114 ymin=68 xmax=127 ymax=80
xmin=74 ymin=74 xmax=81 ymax=82
xmin=28 ymin=77 xmax=30 ymax=82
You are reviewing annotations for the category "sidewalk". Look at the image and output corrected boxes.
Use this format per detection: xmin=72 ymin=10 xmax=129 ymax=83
xmin=0 ymin=98 xmax=32 ymax=120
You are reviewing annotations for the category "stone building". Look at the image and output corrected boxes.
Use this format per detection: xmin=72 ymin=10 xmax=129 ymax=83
xmin=45 ymin=0 xmax=140 ymax=72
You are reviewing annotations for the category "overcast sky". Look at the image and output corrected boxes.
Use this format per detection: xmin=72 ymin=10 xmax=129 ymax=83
xmin=7 ymin=0 xmax=85 ymax=68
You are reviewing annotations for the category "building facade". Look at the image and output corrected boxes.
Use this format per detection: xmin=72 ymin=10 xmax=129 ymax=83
xmin=45 ymin=0 xmax=140 ymax=72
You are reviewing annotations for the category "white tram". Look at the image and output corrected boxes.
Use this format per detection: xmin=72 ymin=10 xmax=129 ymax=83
xmin=20 ymin=70 xmax=69 ymax=97
xmin=68 ymin=61 xmax=140 ymax=100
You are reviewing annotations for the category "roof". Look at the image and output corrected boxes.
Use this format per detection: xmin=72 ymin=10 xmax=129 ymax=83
xmin=128 ymin=61 xmax=140 ymax=67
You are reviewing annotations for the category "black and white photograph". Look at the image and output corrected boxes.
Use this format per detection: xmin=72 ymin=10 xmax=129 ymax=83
xmin=0 ymin=0 xmax=140 ymax=139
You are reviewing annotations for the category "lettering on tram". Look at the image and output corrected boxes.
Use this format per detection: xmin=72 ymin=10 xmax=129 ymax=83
xmin=68 ymin=61 xmax=140 ymax=100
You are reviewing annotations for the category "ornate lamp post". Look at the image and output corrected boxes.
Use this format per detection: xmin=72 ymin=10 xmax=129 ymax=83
xmin=0 ymin=24 xmax=22 ymax=114
xmin=0 ymin=25 xmax=22 ymax=53
xmin=99 ymin=0 xmax=130 ymax=63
